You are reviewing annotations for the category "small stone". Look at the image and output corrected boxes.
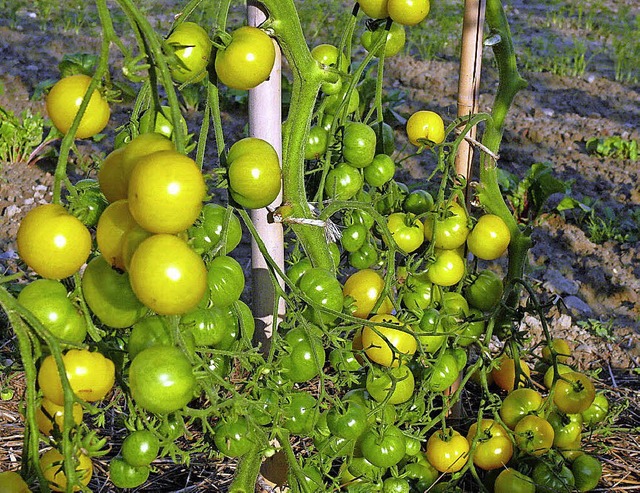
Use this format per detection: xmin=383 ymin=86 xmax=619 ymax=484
xmin=564 ymin=296 xmax=594 ymax=316
xmin=543 ymin=269 xmax=579 ymax=295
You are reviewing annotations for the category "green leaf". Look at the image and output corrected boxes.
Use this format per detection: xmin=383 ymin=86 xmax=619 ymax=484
xmin=59 ymin=53 xmax=99 ymax=78
xmin=526 ymin=162 xmax=568 ymax=218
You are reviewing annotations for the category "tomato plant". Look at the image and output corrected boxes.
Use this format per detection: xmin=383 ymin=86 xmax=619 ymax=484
xmin=343 ymin=268 xmax=392 ymax=318
xmin=166 ymin=21 xmax=212 ymax=84
xmin=39 ymin=448 xmax=93 ymax=492
xmin=128 ymin=234 xmax=208 ymax=315
xmin=553 ymin=371 xmax=596 ymax=414
xmin=128 ymin=149 xmax=206 ymax=234
xmin=46 ymin=74 xmax=110 ymax=139
xmin=215 ymin=26 xmax=276 ymax=90
xmin=109 ymin=457 xmax=150 ymax=489
xmin=226 ymin=137 xmax=282 ymax=209
xmin=426 ymin=428 xmax=469 ymax=473
xmin=38 ymin=349 xmax=115 ymax=406
xmin=17 ymin=204 xmax=92 ymax=280
xmin=0 ymin=471 xmax=30 ymax=493
xmin=467 ymin=214 xmax=511 ymax=260
xmin=128 ymin=345 xmax=196 ymax=414
xmin=466 ymin=419 xmax=513 ymax=470
xmin=406 ymin=110 xmax=444 ymax=146
xmin=362 ymin=313 xmax=416 ymax=367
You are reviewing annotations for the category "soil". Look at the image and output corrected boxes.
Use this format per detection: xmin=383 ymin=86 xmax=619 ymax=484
xmin=0 ymin=0 xmax=639 ymax=491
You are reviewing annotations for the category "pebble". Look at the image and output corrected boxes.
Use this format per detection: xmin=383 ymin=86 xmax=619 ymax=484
xmin=564 ymin=296 xmax=594 ymax=316
xmin=542 ymin=268 xmax=579 ymax=295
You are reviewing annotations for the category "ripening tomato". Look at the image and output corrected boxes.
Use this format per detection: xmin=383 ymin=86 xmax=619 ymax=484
xmin=120 ymin=132 xmax=176 ymax=186
xmin=362 ymin=313 xmax=416 ymax=367
xmin=572 ymin=453 xmax=602 ymax=492
xmin=96 ymin=199 xmax=138 ymax=270
xmin=166 ymin=21 xmax=212 ymax=84
xmin=98 ymin=147 xmax=128 ymax=203
xmin=360 ymin=424 xmax=407 ymax=468
xmin=416 ymin=307 xmax=446 ymax=353
xmin=343 ymin=122 xmax=377 ymax=168
xmin=17 ymin=279 xmax=87 ymax=343
xmin=406 ymin=109 xmax=443 ymax=146
xmin=359 ymin=0 xmax=389 ymax=18
xmin=38 ymin=349 xmax=115 ymax=406
xmin=324 ymin=162 xmax=364 ymax=200
xmin=17 ymin=204 xmax=92 ymax=280
xmin=548 ymin=410 xmax=583 ymax=449
xmin=427 ymin=249 xmax=465 ymax=287
xmin=366 ymin=364 xmax=415 ymax=405
xmin=343 ymin=268 xmax=393 ymax=318
xmin=543 ymin=363 xmax=573 ymax=390
xmin=36 ymin=397 xmax=84 ymax=436
xmin=0 ymin=471 xmax=30 ymax=493
xmin=493 ymin=468 xmax=535 ymax=493
xmin=128 ymin=234 xmax=207 ymax=315
xmin=581 ymin=393 xmax=609 ymax=427
xmin=553 ymin=371 xmax=596 ymax=414
xmin=499 ymin=388 xmax=544 ymax=429
xmin=426 ymin=428 xmax=469 ymax=473
xmin=298 ymin=267 xmax=344 ymax=325
xmin=305 ymin=125 xmax=329 ymax=160
xmin=531 ymin=461 xmax=575 ymax=493
xmin=311 ymin=44 xmax=348 ymax=95
xmin=466 ymin=419 xmax=513 ymax=470
xmin=39 ymin=448 xmax=93 ymax=492
xmin=128 ymin=150 xmax=205 ymax=234
xmin=423 ymin=201 xmax=470 ymax=249
xmin=364 ymin=154 xmax=396 ymax=187
xmin=189 ymin=203 xmax=243 ymax=255
xmin=467 ymin=214 xmax=511 ymax=260
xmin=129 ymin=345 xmax=196 ymax=414
xmin=109 ymin=457 xmax=150 ymax=489
xmin=82 ymin=255 xmax=147 ymax=328
xmin=464 ymin=269 xmax=504 ymax=312
xmin=514 ymin=415 xmax=555 ymax=456
xmin=541 ymin=338 xmax=572 ymax=363
xmin=387 ymin=212 xmax=424 ymax=253
xmin=361 ymin=22 xmax=406 ymax=58
xmin=491 ymin=356 xmax=531 ymax=392
xmin=227 ymin=137 xmax=282 ymax=209
xmin=215 ymin=26 xmax=276 ymax=90
xmin=46 ymin=74 xmax=110 ymax=139
xmin=121 ymin=430 xmax=160 ymax=467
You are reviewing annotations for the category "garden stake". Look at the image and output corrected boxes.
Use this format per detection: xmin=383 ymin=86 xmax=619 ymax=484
xmin=248 ymin=1 xmax=285 ymax=351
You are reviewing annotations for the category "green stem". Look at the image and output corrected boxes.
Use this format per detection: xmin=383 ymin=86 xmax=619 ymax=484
xmin=479 ymin=0 xmax=530 ymax=314
xmin=258 ymin=0 xmax=335 ymax=271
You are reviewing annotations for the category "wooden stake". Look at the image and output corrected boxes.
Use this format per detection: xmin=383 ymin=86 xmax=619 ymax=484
xmin=448 ymin=0 xmax=486 ymax=417
xmin=248 ymin=2 xmax=285 ymax=351
xmin=455 ymin=0 xmax=486 ymax=182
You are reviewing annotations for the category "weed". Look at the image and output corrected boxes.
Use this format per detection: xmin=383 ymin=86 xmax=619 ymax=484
xmin=586 ymin=136 xmax=638 ymax=161
xmin=0 ymin=107 xmax=46 ymax=166
xmin=577 ymin=318 xmax=617 ymax=342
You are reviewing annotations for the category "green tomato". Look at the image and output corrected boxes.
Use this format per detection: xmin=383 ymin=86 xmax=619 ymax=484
xmin=342 ymin=122 xmax=377 ymax=168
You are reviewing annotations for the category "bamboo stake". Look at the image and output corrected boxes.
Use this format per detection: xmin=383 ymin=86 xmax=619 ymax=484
xmin=447 ymin=0 xmax=486 ymax=416
xmin=248 ymin=2 xmax=285 ymax=351
xmin=455 ymin=0 xmax=486 ymax=182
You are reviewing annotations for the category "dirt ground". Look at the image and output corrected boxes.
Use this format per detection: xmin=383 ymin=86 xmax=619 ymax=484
xmin=0 ymin=0 xmax=639 ymax=491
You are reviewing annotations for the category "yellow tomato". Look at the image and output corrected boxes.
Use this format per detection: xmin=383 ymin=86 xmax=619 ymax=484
xmin=362 ymin=313 xmax=417 ymax=367
xmin=343 ymin=269 xmax=393 ymax=318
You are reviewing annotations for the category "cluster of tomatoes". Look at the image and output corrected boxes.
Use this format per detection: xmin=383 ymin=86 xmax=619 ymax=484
xmin=4 ymin=0 xmax=611 ymax=492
